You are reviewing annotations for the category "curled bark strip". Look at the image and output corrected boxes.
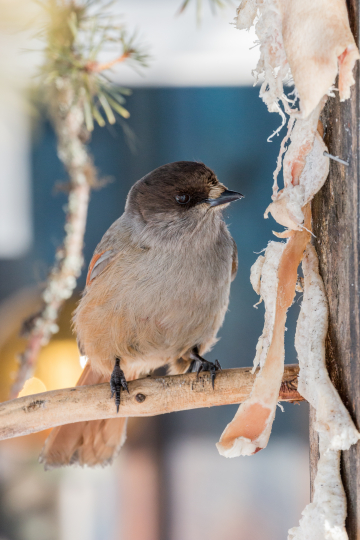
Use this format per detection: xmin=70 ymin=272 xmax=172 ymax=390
xmin=251 ymin=242 xmax=285 ymax=372
xmin=272 ymin=116 xmax=295 ymax=197
xmin=338 ymin=45 xmax=360 ymax=101
xmin=249 ymin=254 xmax=265 ymax=297
xmin=235 ymin=0 xmax=359 ymax=535
xmin=289 ymin=433 xmax=347 ymax=540
xmin=0 ymin=366 xmax=303 ymax=441
xmin=296 ymin=244 xmax=359 ymax=449
xmin=278 ymin=0 xmax=360 ymax=117
xmin=235 ymin=0 xmax=292 ymax=117
xmin=289 ymin=245 xmax=359 ymax=540
xmin=216 ymin=206 xmax=311 ymax=457
xmin=265 ymin=106 xmax=329 ymax=231
xmin=236 ymin=0 xmax=359 ymax=119
xmin=10 ymin=80 xmax=95 ymax=399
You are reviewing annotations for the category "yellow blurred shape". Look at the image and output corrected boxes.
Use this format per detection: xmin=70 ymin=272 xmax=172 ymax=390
xmin=18 ymin=377 xmax=47 ymax=397
xmin=34 ymin=339 xmax=82 ymax=391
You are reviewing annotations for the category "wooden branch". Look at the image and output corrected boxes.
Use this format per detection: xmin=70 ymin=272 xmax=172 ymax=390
xmin=10 ymin=80 xmax=94 ymax=399
xmin=0 ymin=365 xmax=302 ymax=441
xmin=87 ymin=51 xmax=130 ymax=72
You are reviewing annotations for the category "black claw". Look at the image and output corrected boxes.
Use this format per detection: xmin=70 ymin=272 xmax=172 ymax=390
xmin=110 ymin=358 xmax=128 ymax=413
xmin=187 ymin=350 xmax=222 ymax=389
xmin=123 ymin=379 xmax=130 ymax=394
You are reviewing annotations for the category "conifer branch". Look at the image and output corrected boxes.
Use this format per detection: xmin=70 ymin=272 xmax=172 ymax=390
xmin=11 ymin=0 xmax=147 ymax=398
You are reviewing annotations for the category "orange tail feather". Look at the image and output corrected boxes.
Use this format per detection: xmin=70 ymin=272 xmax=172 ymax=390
xmin=39 ymin=364 xmax=127 ymax=468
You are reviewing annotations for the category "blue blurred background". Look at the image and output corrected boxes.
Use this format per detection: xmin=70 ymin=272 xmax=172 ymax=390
xmin=0 ymin=2 xmax=309 ymax=539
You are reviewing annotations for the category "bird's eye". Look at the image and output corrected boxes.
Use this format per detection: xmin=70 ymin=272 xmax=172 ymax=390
xmin=175 ymin=194 xmax=191 ymax=205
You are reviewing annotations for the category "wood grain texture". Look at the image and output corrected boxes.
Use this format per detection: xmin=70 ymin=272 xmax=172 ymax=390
xmin=0 ymin=365 xmax=302 ymax=441
xmin=309 ymin=405 xmax=319 ymax=501
xmin=311 ymin=0 xmax=360 ymax=534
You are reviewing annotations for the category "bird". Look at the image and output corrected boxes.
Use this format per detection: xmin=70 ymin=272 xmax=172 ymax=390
xmin=40 ymin=161 xmax=243 ymax=468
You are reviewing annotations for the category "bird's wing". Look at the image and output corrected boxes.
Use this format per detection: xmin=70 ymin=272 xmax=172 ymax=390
xmin=231 ymin=238 xmax=238 ymax=282
xmin=86 ymin=216 xmax=129 ymax=286
xmin=76 ymin=249 xmax=118 ymax=357
xmin=86 ymin=249 xmax=116 ymax=285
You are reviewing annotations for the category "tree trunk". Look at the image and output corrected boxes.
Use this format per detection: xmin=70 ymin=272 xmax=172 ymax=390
xmin=311 ymin=0 xmax=360 ymax=535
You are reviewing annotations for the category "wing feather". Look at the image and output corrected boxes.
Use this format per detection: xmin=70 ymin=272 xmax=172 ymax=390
xmin=86 ymin=249 xmax=114 ymax=285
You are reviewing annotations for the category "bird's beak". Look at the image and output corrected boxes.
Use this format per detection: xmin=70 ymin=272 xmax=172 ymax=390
xmin=208 ymin=189 xmax=244 ymax=207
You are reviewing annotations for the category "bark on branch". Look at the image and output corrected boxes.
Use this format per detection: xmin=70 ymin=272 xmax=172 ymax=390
xmin=0 ymin=365 xmax=303 ymax=441
xmin=10 ymin=80 xmax=95 ymax=399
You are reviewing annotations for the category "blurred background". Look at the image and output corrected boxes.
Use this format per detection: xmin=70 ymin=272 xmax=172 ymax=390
xmin=0 ymin=1 xmax=309 ymax=539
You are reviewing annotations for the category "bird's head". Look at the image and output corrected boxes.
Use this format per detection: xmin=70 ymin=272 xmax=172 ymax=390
xmin=126 ymin=161 xmax=243 ymax=227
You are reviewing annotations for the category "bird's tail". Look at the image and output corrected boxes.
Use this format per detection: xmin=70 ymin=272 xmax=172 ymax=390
xmin=39 ymin=363 xmax=128 ymax=469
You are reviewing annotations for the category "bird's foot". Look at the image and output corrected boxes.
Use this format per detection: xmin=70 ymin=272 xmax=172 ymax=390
xmin=187 ymin=352 xmax=222 ymax=389
xmin=110 ymin=358 xmax=129 ymax=413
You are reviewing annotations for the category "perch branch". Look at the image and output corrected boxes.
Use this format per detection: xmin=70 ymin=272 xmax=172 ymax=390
xmin=1 ymin=365 xmax=303 ymax=441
